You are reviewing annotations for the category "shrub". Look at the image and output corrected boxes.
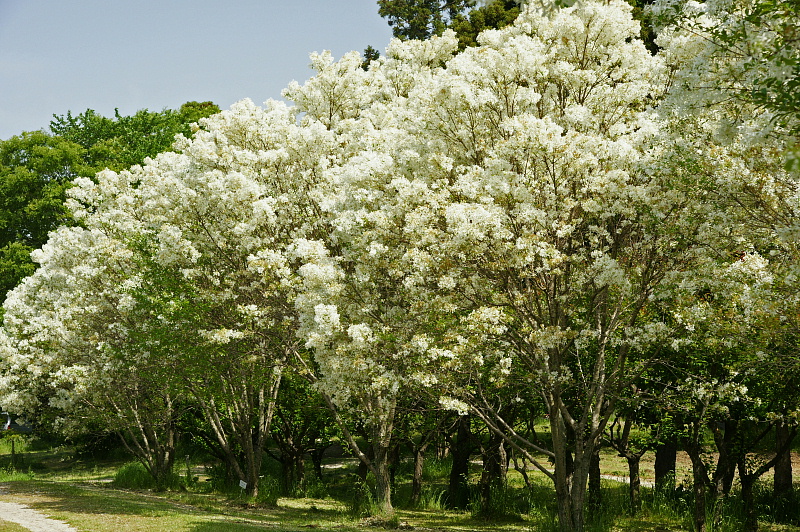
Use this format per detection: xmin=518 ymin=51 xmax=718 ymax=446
xmin=113 ymin=462 xmax=155 ymax=490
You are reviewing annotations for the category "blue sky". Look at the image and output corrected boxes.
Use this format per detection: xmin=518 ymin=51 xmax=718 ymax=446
xmin=0 ymin=0 xmax=394 ymax=140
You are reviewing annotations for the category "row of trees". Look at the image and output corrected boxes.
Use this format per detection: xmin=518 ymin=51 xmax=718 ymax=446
xmin=0 ymin=1 xmax=798 ymax=531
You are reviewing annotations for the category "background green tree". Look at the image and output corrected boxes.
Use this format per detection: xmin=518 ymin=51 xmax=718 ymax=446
xmin=378 ymin=0 xmax=475 ymax=40
xmin=0 ymin=132 xmax=90 ymax=301
xmin=49 ymin=101 xmax=221 ymax=172
xmin=0 ymin=102 xmax=220 ymax=316
xmin=450 ymin=0 xmax=521 ymax=49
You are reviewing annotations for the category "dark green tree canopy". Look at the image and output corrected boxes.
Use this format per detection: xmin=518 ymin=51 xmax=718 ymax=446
xmin=378 ymin=0 xmax=658 ymax=53
xmin=378 ymin=0 xmax=475 ymax=40
xmin=450 ymin=0 xmax=521 ymax=49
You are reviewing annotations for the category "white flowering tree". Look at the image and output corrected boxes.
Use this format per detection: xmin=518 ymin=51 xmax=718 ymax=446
xmin=2 ymin=0 xmax=791 ymax=527
xmin=309 ymin=1 xmax=725 ymax=529
xmin=651 ymin=2 xmax=800 ymax=529
xmin=0 ymin=225 xmax=182 ymax=487
xmin=78 ymin=99 xmax=339 ymax=497
xmin=286 ymin=33 xmax=462 ymax=515
xmin=1 ymin=98 xmax=338 ymax=497
xmin=281 ymin=1 xmax=722 ymax=528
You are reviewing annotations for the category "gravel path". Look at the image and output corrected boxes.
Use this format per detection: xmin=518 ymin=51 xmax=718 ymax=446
xmin=0 ymin=501 xmax=77 ymax=532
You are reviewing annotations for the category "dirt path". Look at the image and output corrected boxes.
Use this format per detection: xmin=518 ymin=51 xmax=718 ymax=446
xmin=0 ymin=501 xmax=77 ymax=532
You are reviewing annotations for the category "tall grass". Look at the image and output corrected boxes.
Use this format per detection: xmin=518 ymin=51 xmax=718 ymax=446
xmin=113 ymin=461 xmax=156 ymax=490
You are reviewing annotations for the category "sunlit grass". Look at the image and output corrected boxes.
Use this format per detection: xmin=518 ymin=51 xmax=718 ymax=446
xmin=0 ymin=436 xmax=795 ymax=531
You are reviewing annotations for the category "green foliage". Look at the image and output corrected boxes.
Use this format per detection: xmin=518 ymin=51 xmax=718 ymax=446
xmin=252 ymin=476 xmax=281 ymax=507
xmin=377 ymin=0 xmax=657 ymax=54
xmin=0 ymin=131 xmax=89 ymax=312
xmin=377 ymin=0 xmax=475 ymax=40
xmin=113 ymin=461 xmax=184 ymax=492
xmin=0 ymin=132 xmax=87 ymax=247
xmin=345 ymin=478 xmax=382 ymax=517
xmin=0 ymin=102 xmax=220 ymax=313
xmin=362 ymin=45 xmax=381 ymax=70
xmin=450 ymin=0 xmax=521 ymax=49
xmin=468 ymin=484 xmax=525 ymax=521
xmin=417 ymin=487 xmax=448 ymax=510
xmin=738 ymin=1 xmax=799 ymax=131
xmin=49 ymin=101 xmax=220 ymax=171
xmin=421 ymin=455 xmax=451 ymax=482
xmin=113 ymin=462 xmax=157 ymax=490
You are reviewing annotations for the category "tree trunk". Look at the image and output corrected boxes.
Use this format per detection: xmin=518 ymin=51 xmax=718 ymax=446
xmin=447 ymin=415 xmax=473 ymax=510
xmin=627 ymin=455 xmax=641 ymax=515
xmin=774 ymin=422 xmax=793 ymax=499
xmin=738 ymin=467 xmax=758 ymax=532
xmin=372 ymin=431 xmax=394 ymax=515
xmin=479 ymin=432 xmax=505 ymax=515
xmin=551 ymin=409 xmax=575 ymax=531
xmin=712 ymin=420 xmax=737 ymax=498
xmin=654 ymin=437 xmax=677 ymax=494
xmin=388 ymin=443 xmax=400 ymax=487
xmin=410 ymin=446 xmax=425 ymax=507
xmin=310 ymin=446 xmax=325 ymax=481
xmin=587 ymin=447 xmax=602 ymax=513
xmin=297 ymin=453 xmax=307 ymax=487
xmin=551 ymin=409 xmax=596 ymax=532
xmin=687 ymin=445 xmax=708 ymax=532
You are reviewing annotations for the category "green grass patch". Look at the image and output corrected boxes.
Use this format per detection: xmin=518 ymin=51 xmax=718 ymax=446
xmin=0 ymin=440 xmax=796 ymax=531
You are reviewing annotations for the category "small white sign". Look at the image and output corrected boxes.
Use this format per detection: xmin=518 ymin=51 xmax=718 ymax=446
xmin=239 ymin=480 xmax=247 ymax=489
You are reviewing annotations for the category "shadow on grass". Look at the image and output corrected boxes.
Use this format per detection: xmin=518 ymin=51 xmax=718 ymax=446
xmin=189 ymin=523 xmax=277 ymax=532
xmin=1 ymin=480 xmax=360 ymax=532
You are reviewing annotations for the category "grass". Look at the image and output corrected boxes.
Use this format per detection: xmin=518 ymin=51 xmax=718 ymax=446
xmin=0 ymin=435 xmax=797 ymax=531
xmin=0 ymin=521 xmax=30 ymax=532
xmin=0 ymin=479 xmax=548 ymax=532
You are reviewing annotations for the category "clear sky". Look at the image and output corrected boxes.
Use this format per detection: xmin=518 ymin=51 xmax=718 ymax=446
xmin=0 ymin=0 xmax=395 ymax=140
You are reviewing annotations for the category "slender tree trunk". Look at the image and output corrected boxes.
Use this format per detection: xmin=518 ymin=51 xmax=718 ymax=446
xmin=738 ymin=467 xmax=758 ymax=532
xmin=687 ymin=445 xmax=709 ymax=532
xmin=447 ymin=415 xmax=473 ymax=510
xmin=627 ymin=455 xmax=641 ymax=515
xmin=712 ymin=420 xmax=737 ymax=498
xmin=294 ymin=453 xmax=306 ymax=490
xmin=774 ymin=422 xmax=793 ymax=500
xmin=479 ymin=432 xmax=505 ymax=515
xmin=310 ymin=447 xmax=325 ymax=481
xmin=410 ymin=446 xmax=425 ymax=506
xmin=570 ymin=435 xmax=593 ymax=532
xmin=587 ymin=447 xmax=602 ymax=513
xmin=551 ymin=410 xmax=575 ymax=531
xmin=388 ymin=443 xmax=400 ymax=487
xmin=512 ymin=451 xmax=532 ymax=489
xmin=372 ymin=429 xmax=394 ymax=515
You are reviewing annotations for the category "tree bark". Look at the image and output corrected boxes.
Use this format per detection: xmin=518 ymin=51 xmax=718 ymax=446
xmin=627 ymin=455 xmax=641 ymax=515
xmin=686 ymin=443 xmax=709 ymax=532
xmin=774 ymin=422 xmax=793 ymax=500
xmin=587 ymin=447 xmax=602 ymax=513
xmin=654 ymin=437 xmax=677 ymax=494
xmin=410 ymin=446 xmax=426 ymax=507
xmin=479 ymin=432 xmax=505 ymax=515
xmin=550 ymin=408 xmax=583 ymax=532
xmin=738 ymin=464 xmax=758 ymax=532
xmin=373 ymin=436 xmax=394 ymax=516
xmin=447 ymin=415 xmax=474 ymax=510
xmin=711 ymin=420 xmax=737 ymax=498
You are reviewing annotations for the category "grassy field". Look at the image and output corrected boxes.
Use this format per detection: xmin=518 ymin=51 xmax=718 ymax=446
xmin=0 ymin=434 xmax=796 ymax=531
